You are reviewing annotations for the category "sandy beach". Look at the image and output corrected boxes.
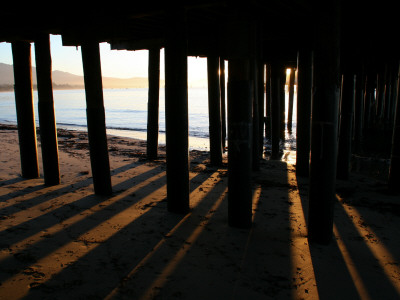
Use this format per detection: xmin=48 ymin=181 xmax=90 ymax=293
xmin=0 ymin=124 xmax=399 ymax=299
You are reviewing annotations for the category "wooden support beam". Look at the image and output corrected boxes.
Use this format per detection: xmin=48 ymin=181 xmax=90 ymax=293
xmin=164 ymin=9 xmax=190 ymax=213
xmin=147 ymin=47 xmax=160 ymax=160
xmin=353 ymin=71 xmax=365 ymax=154
xmin=227 ymin=58 xmax=252 ymax=228
xmin=308 ymin=0 xmax=341 ymax=245
xmin=34 ymin=34 xmax=60 ymax=186
xmin=207 ymin=55 xmax=223 ymax=166
xmin=337 ymin=74 xmax=356 ymax=180
xmin=270 ymin=62 xmax=283 ymax=160
xmin=296 ymin=50 xmax=312 ymax=177
xmin=257 ymin=62 xmax=265 ymax=156
xmin=287 ymin=68 xmax=295 ymax=133
xmin=363 ymin=72 xmax=375 ymax=134
xmin=389 ymin=63 xmax=400 ymax=192
xmin=251 ymin=57 xmax=260 ymax=171
xmin=11 ymin=41 xmax=39 ymax=179
xmin=220 ymin=57 xmax=227 ymax=151
xmin=279 ymin=67 xmax=286 ymax=139
xmin=265 ymin=64 xmax=271 ymax=141
xmin=81 ymin=41 xmax=112 ymax=196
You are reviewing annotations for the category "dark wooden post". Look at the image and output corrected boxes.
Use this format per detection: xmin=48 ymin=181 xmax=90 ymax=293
xmin=220 ymin=57 xmax=227 ymax=151
xmin=265 ymin=64 xmax=271 ymax=140
xmin=34 ymin=34 xmax=60 ymax=186
xmin=207 ymin=55 xmax=223 ymax=166
xmin=81 ymin=41 xmax=112 ymax=196
xmin=228 ymin=58 xmax=253 ymax=228
xmin=337 ymin=74 xmax=356 ymax=180
xmin=386 ymin=64 xmax=397 ymax=128
xmin=363 ymin=72 xmax=375 ymax=134
xmin=257 ymin=62 xmax=265 ymax=156
xmin=225 ymin=15 xmax=254 ymax=228
xmin=388 ymin=64 xmax=399 ymax=127
xmin=376 ymin=66 xmax=387 ymax=122
xmin=164 ymin=9 xmax=190 ymax=213
xmin=388 ymin=63 xmax=400 ymax=191
xmin=308 ymin=0 xmax=341 ymax=245
xmin=11 ymin=41 xmax=39 ymax=179
xmin=296 ymin=49 xmax=312 ymax=176
xmin=287 ymin=68 xmax=296 ymax=132
xmin=280 ymin=67 xmax=286 ymax=139
xmin=270 ymin=62 xmax=282 ymax=160
xmin=354 ymin=70 xmax=365 ymax=153
xmin=147 ymin=47 xmax=160 ymax=160
xmin=251 ymin=58 xmax=260 ymax=171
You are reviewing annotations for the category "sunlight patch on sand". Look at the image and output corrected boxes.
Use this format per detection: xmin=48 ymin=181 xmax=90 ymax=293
xmin=0 ymin=171 xmax=166 ymax=298
xmin=104 ymin=171 xmax=225 ymax=300
xmin=340 ymin=202 xmax=400 ymax=295
xmin=333 ymin=224 xmax=372 ymax=300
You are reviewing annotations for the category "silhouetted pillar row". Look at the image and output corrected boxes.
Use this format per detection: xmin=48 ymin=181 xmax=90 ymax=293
xmin=207 ymin=55 xmax=223 ymax=166
xmin=147 ymin=47 xmax=160 ymax=160
xmin=337 ymin=74 xmax=355 ymax=180
xmin=308 ymin=0 xmax=341 ymax=245
xmin=296 ymin=49 xmax=312 ymax=177
xmin=35 ymin=34 xmax=60 ymax=186
xmin=389 ymin=64 xmax=400 ymax=191
xmin=165 ymin=10 xmax=189 ymax=214
xmin=227 ymin=58 xmax=253 ymax=228
xmin=11 ymin=41 xmax=39 ymax=179
xmin=81 ymin=42 xmax=112 ymax=196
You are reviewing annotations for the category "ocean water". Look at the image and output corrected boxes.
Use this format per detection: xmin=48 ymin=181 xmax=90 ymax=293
xmin=0 ymin=88 xmax=213 ymax=151
xmin=0 ymin=87 xmax=296 ymax=152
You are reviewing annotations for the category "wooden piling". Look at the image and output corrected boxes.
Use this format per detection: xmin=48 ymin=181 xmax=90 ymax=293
xmin=287 ymin=68 xmax=295 ymax=132
xmin=363 ymin=72 xmax=375 ymax=133
xmin=227 ymin=58 xmax=253 ymax=228
xmin=376 ymin=66 xmax=387 ymax=122
xmin=279 ymin=67 xmax=286 ymax=139
xmin=265 ymin=64 xmax=271 ymax=140
xmin=220 ymin=57 xmax=227 ymax=151
xmin=34 ymin=34 xmax=60 ymax=186
xmin=296 ymin=49 xmax=312 ymax=177
xmin=270 ymin=63 xmax=281 ymax=160
xmin=207 ymin=55 xmax=223 ymax=166
xmin=11 ymin=41 xmax=39 ymax=179
xmin=388 ymin=63 xmax=400 ymax=191
xmin=337 ymin=74 xmax=356 ymax=180
xmin=257 ymin=62 xmax=265 ymax=156
xmin=354 ymin=71 xmax=365 ymax=153
xmin=147 ymin=47 xmax=160 ymax=160
xmin=308 ymin=0 xmax=341 ymax=245
xmin=164 ymin=10 xmax=190 ymax=213
xmin=81 ymin=41 xmax=112 ymax=196
xmin=251 ymin=57 xmax=260 ymax=171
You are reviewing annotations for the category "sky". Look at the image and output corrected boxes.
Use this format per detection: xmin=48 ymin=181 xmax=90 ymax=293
xmin=0 ymin=34 xmax=208 ymax=83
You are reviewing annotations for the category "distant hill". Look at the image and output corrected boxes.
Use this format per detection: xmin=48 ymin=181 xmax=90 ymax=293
xmin=0 ymin=63 xmax=162 ymax=91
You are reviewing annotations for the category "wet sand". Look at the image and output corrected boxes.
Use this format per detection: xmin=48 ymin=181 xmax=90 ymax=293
xmin=0 ymin=125 xmax=399 ymax=299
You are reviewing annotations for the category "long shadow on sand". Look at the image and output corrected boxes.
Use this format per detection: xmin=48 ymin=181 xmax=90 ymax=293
xmin=297 ymin=172 xmax=400 ymax=300
xmin=4 ymin=159 xmax=297 ymax=299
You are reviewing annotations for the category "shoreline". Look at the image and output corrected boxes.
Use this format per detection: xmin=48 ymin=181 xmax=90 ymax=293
xmin=0 ymin=122 xmax=212 ymax=152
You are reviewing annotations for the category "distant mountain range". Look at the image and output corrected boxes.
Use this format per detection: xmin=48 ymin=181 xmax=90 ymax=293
xmin=0 ymin=63 xmax=165 ymax=91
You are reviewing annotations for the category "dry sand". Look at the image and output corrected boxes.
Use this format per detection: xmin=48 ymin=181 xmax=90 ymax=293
xmin=0 ymin=124 xmax=399 ymax=299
